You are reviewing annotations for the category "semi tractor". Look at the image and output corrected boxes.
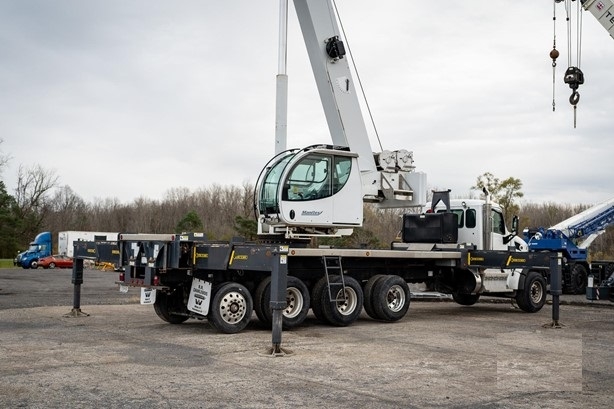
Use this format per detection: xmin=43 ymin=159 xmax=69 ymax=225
xmin=14 ymin=231 xmax=52 ymax=269
xmin=112 ymin=0 xmax=557 ymax=335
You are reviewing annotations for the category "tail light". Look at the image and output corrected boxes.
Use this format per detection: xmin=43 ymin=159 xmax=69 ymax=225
xmin=119 ymin=272 xmax=125 ymax=282
xmin=153 ymin=275 xmax=160 ymax=286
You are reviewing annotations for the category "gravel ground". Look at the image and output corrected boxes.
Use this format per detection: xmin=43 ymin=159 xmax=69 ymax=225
xmin=1 ymin=267 xmax=613 ymax=408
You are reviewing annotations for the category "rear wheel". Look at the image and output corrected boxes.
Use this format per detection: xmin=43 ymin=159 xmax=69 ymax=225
xmin=371 ymin=275 xmax=411 ymax=321
xmin=310 ymin=276 xmax=329 ymax=323
xmin=363 ymin=274 xmax=385 ymax=319
xmin=515 ymin=271 xmax=547 ymax=313
xmin=254 ymin=276 xmax=310 ymax=329
xmin=49 ymin=262 xmax=56 ymax=269
xmin=208 ymin=282 xmax=253 ymax=334
xmin=153 ymin=288 xmax=189 ymax=324
xmin=320 ymin=275 xmax=363 ymax=327
xmin=253 ymin=277 xmax=270 ymax=325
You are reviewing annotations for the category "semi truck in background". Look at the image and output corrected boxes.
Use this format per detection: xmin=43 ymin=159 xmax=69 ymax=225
xmin=14 ymin=231 xmax=52 ymax=269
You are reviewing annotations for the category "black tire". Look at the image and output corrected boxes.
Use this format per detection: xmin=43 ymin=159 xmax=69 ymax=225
xmin=253 ymin=277 xmax=271 ymax=325
xmin=515 ymin=271 xmax=547 ymax=313
xmin=29 ymin=260 xmax=38 ymax=269
xmin=310 ymin=276 xmax=329 ymax=323
xmin=568 ymin=264 xmax=588 ymax=295
xmin=452 ymin=292 xmax=480 ymax=306
xmin=49 ymin=262 xmax=56 ymax=269
xmin=281 ymin=276 xmax=310 ymax=328
xmin=153 ymin=288 xmax=190 ymax=324
xmin=363 ymin=274 xmax=385 ymax=319
xmin=320 ymin=275 xmax=364 ymax=327
xmin=371 ymin=275 xmax=411 ymax=322
xmin=208 ymin=282 xmax=253 ymax=334
xmin=254 ymin=276 xmax=311 ymax=329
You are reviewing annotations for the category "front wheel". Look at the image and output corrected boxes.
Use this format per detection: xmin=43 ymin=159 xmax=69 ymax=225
xmin=209 ymin=282 xmax=253 ymax=334
xmin=49 ymin=262 xmax=56 ymax=269
xmin=515 ymin=271 xmax=547 ymax=313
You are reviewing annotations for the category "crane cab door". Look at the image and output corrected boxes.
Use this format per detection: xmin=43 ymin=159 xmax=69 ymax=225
xmin=281 ymin=152 xmax=362 ymax=226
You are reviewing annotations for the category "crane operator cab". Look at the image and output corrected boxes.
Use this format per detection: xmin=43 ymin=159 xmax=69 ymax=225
xmin=256 ymin=144 xmax=363 ymax=238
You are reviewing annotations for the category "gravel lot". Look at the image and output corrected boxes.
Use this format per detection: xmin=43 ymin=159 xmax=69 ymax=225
xmin=1 ymin=267 xmax=613 ymax=408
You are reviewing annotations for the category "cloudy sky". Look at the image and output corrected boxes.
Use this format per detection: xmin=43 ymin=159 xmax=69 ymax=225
xmin=1 ymin=0 xmax=613 ymax=207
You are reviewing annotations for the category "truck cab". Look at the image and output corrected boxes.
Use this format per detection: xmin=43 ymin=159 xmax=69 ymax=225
xmin=434 ymin=199 xmax=527 ymax=251
xmin=16 ymin=231 xmax=52 ymax=269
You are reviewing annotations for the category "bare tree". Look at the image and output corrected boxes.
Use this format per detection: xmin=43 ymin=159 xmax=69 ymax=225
xmin=45 ymin=185 xmax=89 ymax=232
xmin=13 ymin=164 xmax=59 ymax=242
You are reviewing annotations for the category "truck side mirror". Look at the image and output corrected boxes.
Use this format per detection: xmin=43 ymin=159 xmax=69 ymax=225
xmin=502 ymin=216 xmax=519 ymax=245
xmin=511 ymin=215 xmax=519 ymax=236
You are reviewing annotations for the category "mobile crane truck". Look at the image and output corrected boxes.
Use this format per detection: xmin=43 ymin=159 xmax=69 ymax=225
xmin=108 ymin=0 xmax=558 ymax=335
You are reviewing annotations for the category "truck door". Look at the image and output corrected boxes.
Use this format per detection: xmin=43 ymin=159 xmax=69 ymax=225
xmin=490 ymin=208 xmax=508 ymax=250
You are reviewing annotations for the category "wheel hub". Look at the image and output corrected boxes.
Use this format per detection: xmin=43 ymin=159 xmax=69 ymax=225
xmin=219 ymin=292 xmax=246 ymax=323
xmin=386 ymin=285 xmax=406 ymax=312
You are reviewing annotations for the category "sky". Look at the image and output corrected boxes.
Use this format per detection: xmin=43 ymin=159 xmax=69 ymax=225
xmin=1 ymin=0 xmax=613 ymax=207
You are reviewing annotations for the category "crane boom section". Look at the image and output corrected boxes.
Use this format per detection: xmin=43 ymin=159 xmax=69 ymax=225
xmin=550 ymin=198 xmax=614 ymax=241
xmin=583 ymin=0 xmax=614 ymax=39
xmin=293 ymin=0 xmax=375 ymax=173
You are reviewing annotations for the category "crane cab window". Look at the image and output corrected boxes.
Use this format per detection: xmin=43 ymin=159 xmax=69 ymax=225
xmin=259 ymin=152 xmax=295 ymax=214
xmin=285 ymin=153 xmax=352 ymax=201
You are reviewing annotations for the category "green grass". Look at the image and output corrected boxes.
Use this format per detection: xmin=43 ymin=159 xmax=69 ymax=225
xmin=0 ymin=259 xmax=15 ymax=268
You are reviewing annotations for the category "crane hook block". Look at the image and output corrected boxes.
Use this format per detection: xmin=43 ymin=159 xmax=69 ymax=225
xmin=564 ymin=66 xmax=584 ymax=90
xmin=326 ymin=36 xmax=346 ymax=60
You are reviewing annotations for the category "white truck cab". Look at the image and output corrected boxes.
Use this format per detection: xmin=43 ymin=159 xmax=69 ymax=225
xmin=431 ymin=199 xmax=528 ymax=251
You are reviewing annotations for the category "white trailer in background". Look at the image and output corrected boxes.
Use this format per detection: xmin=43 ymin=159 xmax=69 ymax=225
xmin=58 ymin=231 xmax=119 ymax=257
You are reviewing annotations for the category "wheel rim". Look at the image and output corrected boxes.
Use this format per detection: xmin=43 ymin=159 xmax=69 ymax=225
xmin=529 ymin=281 xmax=543 ymax=304
xmin=334 ymin=287 xmax=358 ymax=316
xmin=386 ymin=284 xmax=406 ymax=312
xmin=218 ymin=291 xmax=248 ymax=324
xmin=50 ymin=263 xmax=55 ymax=269
xmin=284 ymin=286 xmax=303 ymax=319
